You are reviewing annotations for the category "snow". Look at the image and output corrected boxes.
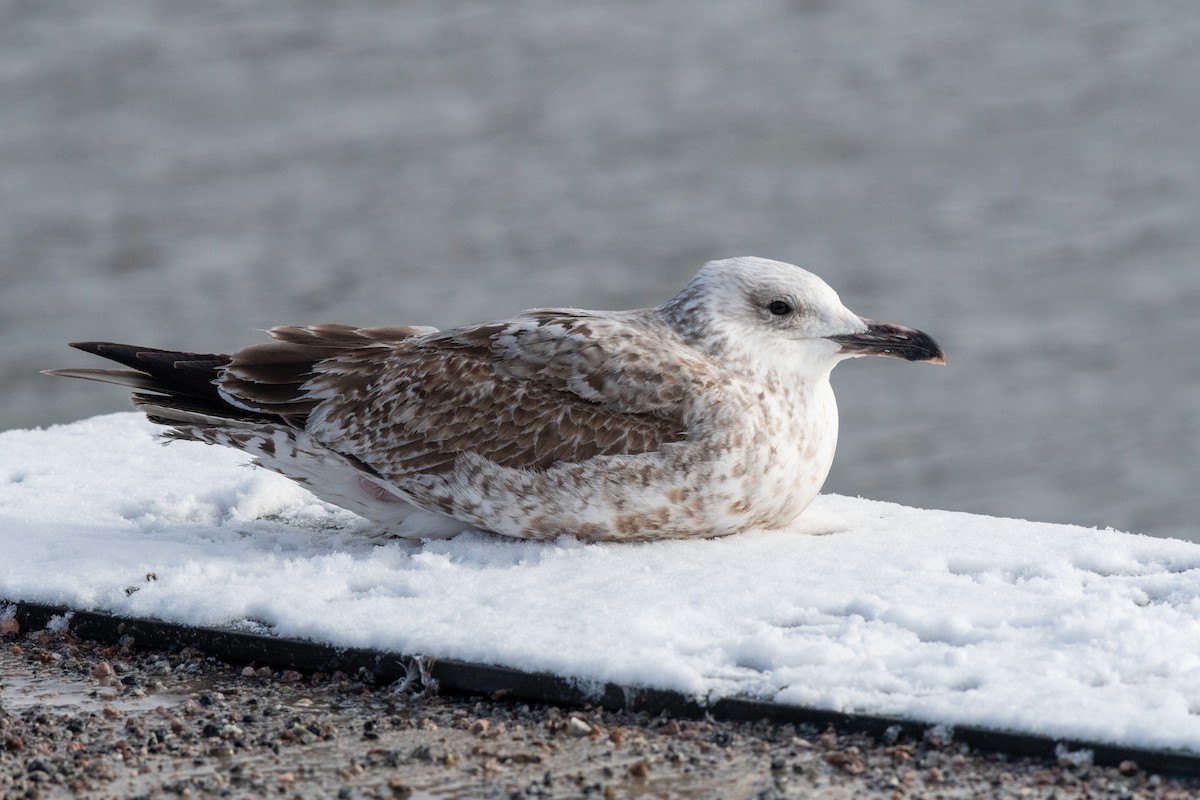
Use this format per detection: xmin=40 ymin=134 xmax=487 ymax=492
xmin=3 ymin=413 xmax=1200 ymax=752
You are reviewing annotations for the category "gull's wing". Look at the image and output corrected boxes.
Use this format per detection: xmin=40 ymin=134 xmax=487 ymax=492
xmin=219 ymin=312 xmax=714 ymax=480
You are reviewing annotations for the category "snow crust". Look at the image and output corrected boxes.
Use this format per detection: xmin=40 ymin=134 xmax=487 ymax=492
xmin=3 ymin=414 xmax=1200 ymax=751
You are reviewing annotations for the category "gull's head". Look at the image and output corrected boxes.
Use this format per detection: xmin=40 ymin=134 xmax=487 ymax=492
xmin=662 ymin=256 xmax=945 ymax=372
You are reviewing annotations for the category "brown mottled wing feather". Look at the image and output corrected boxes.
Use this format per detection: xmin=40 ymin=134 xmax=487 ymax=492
xmin=218 ymin=324 xmax=437 ymax=419
xmin=220 ymin=314 xmax=708 ymax=478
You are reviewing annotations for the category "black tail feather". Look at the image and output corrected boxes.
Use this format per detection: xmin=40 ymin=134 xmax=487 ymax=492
xmin=54 ymin=336 xmax=334 ymax=429
xmin=56 ymin=341 xmax=281 ymax=426
xmin=67 ymin=342 xmax=232 ymax=407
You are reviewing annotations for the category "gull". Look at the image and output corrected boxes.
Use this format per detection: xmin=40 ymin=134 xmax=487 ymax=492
xmin=46 ymin=257 xmax=944 ymax=542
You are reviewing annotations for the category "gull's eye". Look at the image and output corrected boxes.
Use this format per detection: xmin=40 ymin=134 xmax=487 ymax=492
xmin=767 ymin=300 xmax=792 ymax=316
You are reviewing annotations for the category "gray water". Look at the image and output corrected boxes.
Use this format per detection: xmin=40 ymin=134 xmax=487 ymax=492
xmin=2 ymin=1 xmax=1198 ymax=541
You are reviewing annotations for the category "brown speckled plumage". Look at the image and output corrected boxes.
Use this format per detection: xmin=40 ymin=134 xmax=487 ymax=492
xmin=46 ymin=257 xmax=943 ymax=541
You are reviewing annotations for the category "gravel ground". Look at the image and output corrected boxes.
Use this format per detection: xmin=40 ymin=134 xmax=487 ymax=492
xmin=3 ymin=622 xmax=1198 ymax=800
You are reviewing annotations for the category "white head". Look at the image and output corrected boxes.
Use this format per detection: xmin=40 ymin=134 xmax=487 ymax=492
xmin=661 ymin=257 xmax=944 ymax=373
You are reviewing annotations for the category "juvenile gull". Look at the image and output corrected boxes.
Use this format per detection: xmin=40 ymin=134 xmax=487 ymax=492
xmin=46 ymin=257 xmax=944 ymax=541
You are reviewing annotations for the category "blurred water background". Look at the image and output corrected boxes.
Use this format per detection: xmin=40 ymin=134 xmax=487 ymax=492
xmin=2 ymin=1 xmax=1198 ymax=541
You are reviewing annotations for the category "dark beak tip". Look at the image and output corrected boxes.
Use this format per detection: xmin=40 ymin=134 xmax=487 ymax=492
xmin=923 ymin=333 xmax=947 ymax=365
xmin=913 ymin=337 xmax=946 ymax=366
xmin=923 ymin=341 xmax=947 ymax=366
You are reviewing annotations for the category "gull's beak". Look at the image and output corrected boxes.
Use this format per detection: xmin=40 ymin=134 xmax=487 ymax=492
xmin=827 ymin=318 xmax=946 ymax=365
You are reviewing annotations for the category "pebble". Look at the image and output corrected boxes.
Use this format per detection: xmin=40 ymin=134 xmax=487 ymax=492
xmin=567 ymin=717 xmax=592 ymax=737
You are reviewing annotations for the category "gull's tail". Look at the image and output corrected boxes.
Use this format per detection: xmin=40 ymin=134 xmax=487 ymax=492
xmin=43 ymin=342 xmax=258 ymax=428
xmin=43 ymin=335 xmax=463 ymax=537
